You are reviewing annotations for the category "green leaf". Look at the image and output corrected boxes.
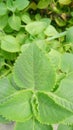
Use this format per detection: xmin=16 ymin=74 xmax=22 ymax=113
xmin=21 ymin=13 xmax=32 ymax=24
xmin=46 ymin=31 xmax=67 ymax=41
xmin=66 ymin=27 xmax=73 ymax=43
xmin=6 ymin=0 xmax=16 ymax=12
xmin=60 ymin=53 xmax=73 ymax=73
xmin=0 ymin=115 xmax=10 ymax=123
xmin=0 ymin=15 xmax=8 ymax=29
xmin=8 ymin=74 xmax=20 ymax=90
xmin=14 ymin=0 xmax=30 ymax=11
xmin=55 ymin=78 xmax=73 ymax=105
xmin=48 ymin=74 xmax=73 ymax=115
xmin=0 ymin=56 xmax=4 ymax=70
xmin=15 ymin=118 xmax=53 ymax=130
xmin=0 ymin=90 xmax=32 ymax=122
xmin=13 ymin=43 xmax=56 ymax=91
xmin=8 ymin=14 xmax=21 ymax=31
xmin=58 ymin=124 xmax=72 ymax=130
xmin=0 ymin=3 xmax=7 ymax=16
xmin=32 ymin=92 xmax=72 ymax=124
xmin=63 ymin=115 xmax=73 ymax=125
xmin=1 ymin=35 xmax=20 ymax=52
xmin=37 ymin=0 xmax=52 ymax=9
xmin=4 ymin=24 xmax=13 ymax=33
xmin=16 ymin=32 xmax=26 ymax=45
xmin=44 ymin=25 xmax=59 ymax=37
xmin=59 ymin=0 xmax=71 ymax=5
xmin=1 ymin=50 xmax=18 ymax=60
xmin=0 ymin=77 xmax=16 ymax=104
xmin=25 ymin=21 xmax=47 ymax=35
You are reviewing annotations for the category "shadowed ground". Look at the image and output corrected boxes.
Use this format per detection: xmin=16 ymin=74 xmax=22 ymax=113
xmin=0 ymin=123 xmax=14 ymax=130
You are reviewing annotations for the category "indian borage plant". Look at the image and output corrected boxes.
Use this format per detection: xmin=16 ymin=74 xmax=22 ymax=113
xmin=0 ymin=0 xmax=73 ymax=79
xmin=1 ymin=43 xmax=73 ymax=130
xmin=0 ymin=0 xmax=73 ymax=130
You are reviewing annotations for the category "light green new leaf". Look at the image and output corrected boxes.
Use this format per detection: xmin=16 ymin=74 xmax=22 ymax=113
xmin=0 ymin=15 xmax=8 ymax=29
xmin=0 ymin=3 xmax=7 ymax=16
xmin=8 ymin=14 xmax=21 ymax=31
xmin=1 ymin=35 xmax=20 ymax=52
xmin=32 ymin=92 xmax=72 ymax=124
xmin=21 ymin=13 xmax=32 ymax=24
xmin=59 ymin=0 xmax=71 ymax=5
xmin=44 ymin=25 xmax=59 ymax=37
xmin=16 ymin=32 xmax=26 ymax=45
xmin=13 ymin=43 xmax=56 ymax=91
xmin=25 ymin=21 xmax=47 ymax=35
xmin=15 ymin=118 xmax=53 ymax=130
xmin=0 ymin=77 xmax=16 ymax=104
xmin=0 ymin=90 xmax=32 ymax=122
xmin=37 ymin=0 xmax=52 ymax=9
xmin=58 ymin=124 xmax=72 ymax=130
xmin=14 ymin=0 xmax=30 ymax=11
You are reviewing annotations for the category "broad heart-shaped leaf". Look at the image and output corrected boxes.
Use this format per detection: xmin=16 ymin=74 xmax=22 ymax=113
xmin=0 ymin=77 xmax=16 ymax=104
xmin=0 ymin=15 xmax=8 ymax=29
xmin=66 ymin=26 xmax=73 ymax=43
xmin=1 ymin=35 xmax=20 ymax=52
xmin=15 ymin=118 xmax=53 ymax=130
xmin=25 ymin=21 xmax=47 ymax=35
xmin=37 ymin=0 xmax=52 ymax=9
xmin=8 ymin=14 xmax=21 ymax=31
xmin=0 ymin=90 xmax=32 ymax=122
xmin=0 ymin=3 xmax=7 ymax=16
xmin=32 ymin=92 xmax=72 ymax=124
xmin=58 ymin=124 xmax=72 ymax=130
xmin=14 ymin=0 xmax=29 ymax=11
xmin=13 ymin=43 xmax=56 ymax=91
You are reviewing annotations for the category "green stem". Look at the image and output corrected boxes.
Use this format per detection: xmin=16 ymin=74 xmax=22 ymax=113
xmin=46 ymin=31 xmax=67 ymax=41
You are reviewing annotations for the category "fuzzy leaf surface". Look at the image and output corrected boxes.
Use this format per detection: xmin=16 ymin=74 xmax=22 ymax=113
xmin=0 ymin=77 xmax=16 ymax=104
xmin=13 ymin=43 xmax=56 ymax=91
xmin=32 ymin=92 xmax=72 ymax=124
xmin=1 ymin=35 xmax=20 ymax=52
xmin=25 ymin=21 xmax=47 ymax=35
xmin=0 ymin=90 xmax=32 ymax=122
xmin=58 ymin=124 xmax=72 ymax=130
xmin=14 ymin=0 xmax=29 ymax=11
xmin=8 ymin=14 xmax=21 ymax=31
xmin=15 ymin=118 xmax=53 ymax=130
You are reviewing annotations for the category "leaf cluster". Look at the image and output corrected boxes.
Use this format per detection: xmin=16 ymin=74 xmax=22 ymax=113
xmin=0 ymin=0 xmax=73 ymax=130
